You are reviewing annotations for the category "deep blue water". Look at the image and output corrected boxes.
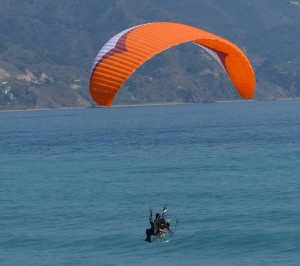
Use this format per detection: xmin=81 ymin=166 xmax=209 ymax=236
xmin=0 ymin=100 xmax=299 ymax=265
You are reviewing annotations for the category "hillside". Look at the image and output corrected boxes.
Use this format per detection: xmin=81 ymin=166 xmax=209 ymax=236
xmin=0 ymin=0 xmax=299 ymax=110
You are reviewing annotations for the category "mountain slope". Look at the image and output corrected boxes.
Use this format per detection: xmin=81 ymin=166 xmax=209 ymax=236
xmin=0 ymin=0 xmax=299 ymax=110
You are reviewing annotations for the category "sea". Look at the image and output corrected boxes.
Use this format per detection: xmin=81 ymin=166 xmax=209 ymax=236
xmin=0 ymin=100 xmax=299 ymax=266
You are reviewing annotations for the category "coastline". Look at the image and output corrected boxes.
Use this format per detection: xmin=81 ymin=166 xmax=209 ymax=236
xmin=1 ymin=97 xmax=300 ymax=113
xmin=0 ymin=106 xmax=87 ymax=113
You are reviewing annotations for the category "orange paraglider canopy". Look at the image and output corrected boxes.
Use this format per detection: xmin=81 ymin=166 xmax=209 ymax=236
xmin=90 ymin=22 xmax=255 ymax=106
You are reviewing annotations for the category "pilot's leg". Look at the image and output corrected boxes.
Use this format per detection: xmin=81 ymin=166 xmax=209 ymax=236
xmin=145 ymin=229 xmax=152 ymax=243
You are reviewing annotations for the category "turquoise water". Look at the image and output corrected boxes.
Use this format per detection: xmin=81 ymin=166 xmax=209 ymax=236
xmin=1 ymin=100 xmax=299 ymax=265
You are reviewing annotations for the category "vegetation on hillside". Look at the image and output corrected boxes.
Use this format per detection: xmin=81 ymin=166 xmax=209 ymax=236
xmin=0 ymin=0 xmax=299 ymax=109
